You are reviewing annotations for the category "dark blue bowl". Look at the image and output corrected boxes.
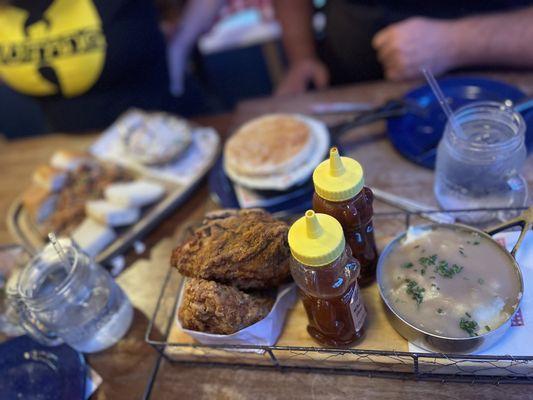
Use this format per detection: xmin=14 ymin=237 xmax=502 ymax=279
xmin=387 ymin=77 xmax=531 ymax=169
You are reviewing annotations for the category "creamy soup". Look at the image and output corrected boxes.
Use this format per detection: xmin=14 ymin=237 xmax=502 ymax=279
xmin=380 ymin=226 xmax=522 ymax=338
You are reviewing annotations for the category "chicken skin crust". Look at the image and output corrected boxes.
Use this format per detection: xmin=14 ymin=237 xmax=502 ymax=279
xmin=178 ymin=278 xmax=275 ymax=334
xmin=171 ymin=209 xmax=291 ymax=290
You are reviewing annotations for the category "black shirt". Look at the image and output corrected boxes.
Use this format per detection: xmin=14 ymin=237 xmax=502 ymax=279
xmin=0 ymin=0 xmax=173 ymax=132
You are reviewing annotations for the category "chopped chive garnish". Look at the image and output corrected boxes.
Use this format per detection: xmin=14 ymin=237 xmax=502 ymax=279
xmin=405 ymin=279 xmax=425 ymax=305
xmin=460 ymin=317 xmax=479 ymax=337
xmin=485 ymin=325 xmax=491 ymax=331
xmin=401 ymin=262 xmax=414 ymax=269
xmin=419 ymin=254 xmax=437 ymax=267
xmin=435 ymin=261 xmax=463 ymax=278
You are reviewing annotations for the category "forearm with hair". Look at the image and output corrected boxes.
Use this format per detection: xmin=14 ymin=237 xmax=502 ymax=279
xmin=449 ymin=6 xmax=533 ymax=68
xmin=273 ymin=0 xmax=316 ymax=64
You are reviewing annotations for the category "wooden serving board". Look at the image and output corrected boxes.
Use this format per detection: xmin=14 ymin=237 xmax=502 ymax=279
xmin=159 ymin=221 xmax=533 ymax=378
xmin=163 ymin=231 xmax=409 ymax=369
xmin=165 ymin=279 xmax=410 ymax=365
xmin=163 ymin=275 xmax=533 ymax=377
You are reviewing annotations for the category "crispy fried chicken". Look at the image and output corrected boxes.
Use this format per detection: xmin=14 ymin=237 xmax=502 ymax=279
xmin=178 ymin=278 xmax=274 ymax=334
xmin=40 ymin=162 xmax=131 ymax=235
xmin=171 ymin=209 xmax=291 ymax=290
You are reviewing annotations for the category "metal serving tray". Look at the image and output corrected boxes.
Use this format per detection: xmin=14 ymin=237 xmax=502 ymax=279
xmin=145 ymin=208 xmax=533 ymax=384
xmin=7 ymin=127 xmax=220 ymax=266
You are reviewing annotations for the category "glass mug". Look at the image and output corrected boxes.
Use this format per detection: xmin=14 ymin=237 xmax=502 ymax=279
xmin=9 ymin=240 xmax=133 ymax=353
xmin=434 ymin=101 xmax=528 ymax=223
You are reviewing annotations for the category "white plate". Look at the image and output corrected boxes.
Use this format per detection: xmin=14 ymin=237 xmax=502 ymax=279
xmin=224 ymin=115 xmax=330 ymax=191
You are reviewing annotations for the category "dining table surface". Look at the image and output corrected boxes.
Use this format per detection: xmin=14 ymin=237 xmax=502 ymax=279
xmin=1 ymin=71 xmax=533 ymax=400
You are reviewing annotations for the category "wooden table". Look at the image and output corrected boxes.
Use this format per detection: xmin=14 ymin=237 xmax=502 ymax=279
xmin=1 ymin=72 xmax=532 ymax=399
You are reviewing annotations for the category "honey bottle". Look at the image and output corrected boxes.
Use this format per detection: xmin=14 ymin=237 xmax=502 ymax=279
xmin=288 ymin=210 xmax=366 ymax=347
xmin=312 ymin=147 xmax=378 ymax=286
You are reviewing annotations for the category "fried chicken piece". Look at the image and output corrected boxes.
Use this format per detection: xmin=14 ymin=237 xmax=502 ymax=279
xmin=39 ymin=161 xmax=132 ymax=235
xmin=171 ymin=209 xmax=291 ymax=290
xmin=178 ymin=278 xmax=274 ymax=334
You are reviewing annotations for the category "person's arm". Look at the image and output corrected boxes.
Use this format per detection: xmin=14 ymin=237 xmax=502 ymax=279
xmin=273 ymin=0 xmax=329 ymax=96
xmin=451 ymin=7 xmax=533 ymax=68
xmin=372 ymin=6 xmax=533 ymax=81
xmin=167 ymin=0 xmax=226 ymax=96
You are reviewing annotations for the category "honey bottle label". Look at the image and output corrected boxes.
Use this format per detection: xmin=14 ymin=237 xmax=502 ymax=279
xmin=349 ymin=285 xmax=366 ymax=332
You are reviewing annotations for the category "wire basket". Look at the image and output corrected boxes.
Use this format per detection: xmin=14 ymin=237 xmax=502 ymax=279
xmin=145 ymin=207 xmax=533 ymax=384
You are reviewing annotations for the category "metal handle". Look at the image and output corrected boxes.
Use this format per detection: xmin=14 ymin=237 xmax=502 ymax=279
xmin=485 ymin=207 xmax=533 ymax=257
xmin=7 ymin=290 xmax=63 ymax=346
xmin=329 ymin=100 xmax=407 ymax=136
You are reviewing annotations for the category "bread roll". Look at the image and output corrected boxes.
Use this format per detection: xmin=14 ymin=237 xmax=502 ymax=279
xmin=104 ymin=180 xmax=165 ymax=208
xmin=86 ymin=200 xmax=140 ymax=227
xmin=71 ymin=218 xmax=116 ymax=257
xmin=121 ymin=115 xmax=192 ymax=165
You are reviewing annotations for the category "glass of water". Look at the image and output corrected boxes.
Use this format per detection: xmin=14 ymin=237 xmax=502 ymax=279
xmin=9 ymin=241 xmax=133 ymax=353
xmin=434 ymin=101 xmax=528 ymax=223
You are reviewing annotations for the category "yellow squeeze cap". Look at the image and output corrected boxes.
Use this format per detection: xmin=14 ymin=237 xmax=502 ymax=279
xmin=313 ymin=147 xmax=364 ymax=202
xmin=288 ymin=210 xmax=345 ymax=267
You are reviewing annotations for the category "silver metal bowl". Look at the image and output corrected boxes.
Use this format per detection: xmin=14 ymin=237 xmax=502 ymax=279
xmin=377 ymin=208 xmax=531 ymax=354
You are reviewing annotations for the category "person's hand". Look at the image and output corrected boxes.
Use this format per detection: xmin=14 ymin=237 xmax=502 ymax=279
xmin=372 ymin=17 xmax=457 ymax=81
xmin=276 ymin=58 xmax=330 ymax=96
